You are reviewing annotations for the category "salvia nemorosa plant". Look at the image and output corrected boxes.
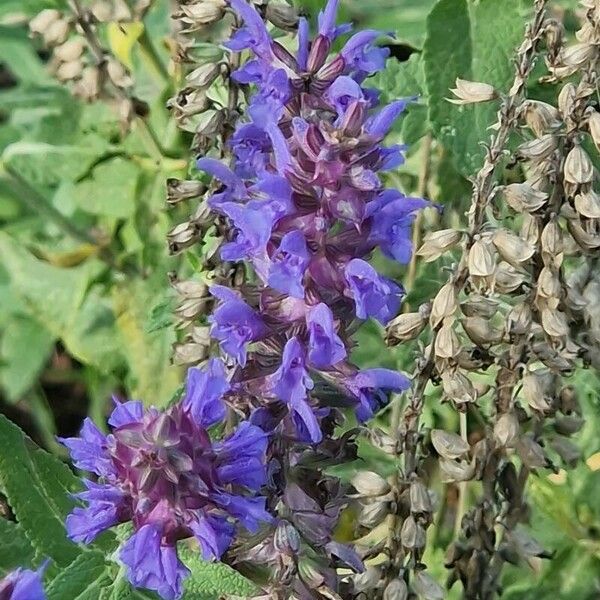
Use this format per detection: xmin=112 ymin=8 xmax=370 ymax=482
xmin=60 ymin=0 xmax=424 ymax=598
xmin=20 ymin=0 xmax=600 ymax=599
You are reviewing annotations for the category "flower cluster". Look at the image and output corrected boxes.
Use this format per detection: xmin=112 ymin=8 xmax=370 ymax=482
xmin=61 ymin=359 xmax=271 ymax=600
xmin=198 ymin=0 xmax=424 ymax=445
xmin=0 ymin=566 xmax=46 ymax=600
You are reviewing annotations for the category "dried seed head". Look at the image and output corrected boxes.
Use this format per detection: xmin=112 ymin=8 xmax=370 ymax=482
xmin=351 ymin=471 xmax=390 ymax=497
xmin=186 ymin=62 xmax=221 ymax=89
xmin=178 ymin=0 xmax=226 ymax=27
xmin=554 ymin=415 xmax=585 ymax=436
xmin=522 ymin=100 xmax=561 ymax=136
xmin=43 ymin=18 xmax=70 ymax=46
xmin=493 ymin=261 xmax=526 ymax=294
xmin=430 ymin=282 xmax=458 ymax=328
xmin=435 ymin=321 xmax=461 ymax=359
xmin=74 ymin=67 xmax=101 ymax=100
xmin=54 ymin=38 xmax=85 ymax=62
xmin=441 ymin=370 xmax=477 ymax=405
xmin=494 ymin=412 xmax=520 ymax=447
xmin=274 ymin=520 xmax=301 ymax=555
xmin=449 ymin=78 xmax=498 ymax=104
xmin=520 ymin=213 xmax=541 ymax=246
xmin=517 ymin=135 xmax=557 ymax=161
xmin=353 ymin=567 xmax=381 ymax=593
xmin=551 ymin=437 xmax=581 ymax=467
xmin=558 ymin=82 xmax=577 ymax=118
xmin=507 ymin=302 xmax=532 ymax=337
xmin=266 ymin=2 xmax=299 ymax=30
xmin=439 ymin=457 xmax=475 ymax=482
xmin=358 ymin=500 xmax=388 ymax=528
xmin=492 ymin=229 xmax=536 ymax=267
xmin=560 ymin=43 xmax=596 ymax=68
xmin=400 ymin=515 xmax=426 ymax=549
xmin=575 ymin=189 xmax=600 ymax=218
xmin=462 ymin=315 xmax=503 ymax=346
xmin=172 ymin=341 xmax=209 ymax=365
xmin=541 ymin=306 xmax=570 ymax=337
xmin=383 ymin=579 xmax=408 ymax=600
xmin=541 ymin=220 xmax=563 ymax=259
xmin=298 ymin=558 xmax=326 ymax=588
xmin=516 ymin=436 xmax=549 ymax=469
xmin=468 ymin=239 xmax=496 ymax=277
xmin=30 ymin=9 xmax=61 ymax=35
xmin=413 ymin=571 xmax=444 ymax=600
xmin=502 ymin=182 xmax=548 ymax=213
xmin=567 ymin=217 xmax=600 ymax=250
xmin=386 ymin=310 xmax=428 ymax=345
xmin=461 ymin=295 xmax=498 ymax=319
xmin=522 ymin=371 xmax=553 ymax=412
xmin=166 ymin=179 xmax=207 ymax=205
xmin=167 ymin=221 xmax=200 ymax=253
xmin=587 ymin=110 xmax=600 ymax=152
xmin=417 ymin=229 xmax=463 ymax=262
xmin=107 ymin=58 xmax=133 ymax=88
xmin=536 ymin=266 xmax=561 ymax=300
xmin=564 ymin=145 xmax=595 ymax=185
xmin=56 ymin=60 xmax=83 ymax=82
xmin=431 ymin=429 xmax=470 ymax=459
xmin=410 ymin=479 xmax=432 ymax=514
xmin=559 ymin=385 xmax=581 ymax=415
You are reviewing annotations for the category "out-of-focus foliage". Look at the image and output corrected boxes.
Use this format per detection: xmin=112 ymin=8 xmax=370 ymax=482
xmin=0 ymin=0 xmax=598 ymax=598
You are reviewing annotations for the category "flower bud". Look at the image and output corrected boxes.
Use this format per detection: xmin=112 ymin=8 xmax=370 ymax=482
xmin=449 ymin=78 xmax=497 ymax=104
xmin=107 ymin=58 xmax=133 ymax=88
xmin=56 ymin=60 xmax=83 ymax=82
xmin=44 ymin=18 xmax=70 ymax=46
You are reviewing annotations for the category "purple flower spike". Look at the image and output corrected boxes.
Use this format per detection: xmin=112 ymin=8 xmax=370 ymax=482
xmin=268 ymin=230 xmax=310 ymax=298
xmin=307 ymin=303 xmax=347 ymax=368
xmin=348 ymin=368 xmax=411 ymax=421
xmin=61 ymin=374 xmax=271 ymax=600
xmin=345 ymin=259 xmax=404 ymax=324
xmin=209 ymin=286 xmax=267 ymax=366
xmin=182 ymin=358 xmax=229 ymax=426
xmin=120 ymin=524 xmax=190 ymax=600
xmin=0 ymin=565 xmax=47 ymax=600
xmin=272 ymin=338 xmax=321 ymax=443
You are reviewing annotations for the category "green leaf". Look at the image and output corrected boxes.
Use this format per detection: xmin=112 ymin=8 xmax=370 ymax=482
xmin=46 ymin=552 xmax=112 ymax=600
xmin=178 ymin=546 xmax=258 ymax=599
xmin=0 ymin=519 xmax=35 ymax=576
xmin=0 ymin=316 xmax=55 ymax=402
xmin=0 ymin=414 xmax=80 ymax=566
xmin=70 ymin=158 xmax=141 ymax=219
xmin=0 ymin=26 xmax=53 ymax=85
xmin=2 ymin=137 xmax=108 ymax=187
xmin=423 ymin=0 xmax=525 ymax=176
xmin=112 ymin=279 xmax=180 ymax=406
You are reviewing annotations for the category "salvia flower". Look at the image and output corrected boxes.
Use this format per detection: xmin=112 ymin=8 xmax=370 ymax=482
xmin=195 ymin=0 xmax=421 ymax=446
xmin=0 ymin=565 xmax=46 ymax=600
xmin=60 ymin=359 xmax=271 ymax=600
